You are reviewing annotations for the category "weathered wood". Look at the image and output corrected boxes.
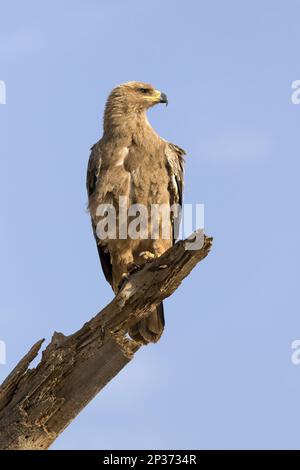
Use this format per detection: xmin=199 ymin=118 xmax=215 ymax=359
xmin=0 ymin=231 xmax=212 ymax=450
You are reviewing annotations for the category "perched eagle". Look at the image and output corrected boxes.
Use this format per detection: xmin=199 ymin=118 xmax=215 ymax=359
xmin=87 ymin=81 xmax=185 ymax=344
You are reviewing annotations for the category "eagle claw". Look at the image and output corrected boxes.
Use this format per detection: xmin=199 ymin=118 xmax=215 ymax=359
xmin=139 ymin=251 xmax=156 ymax=262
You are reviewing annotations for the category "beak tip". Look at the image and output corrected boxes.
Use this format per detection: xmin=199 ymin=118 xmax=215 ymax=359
xmin=160 ymin=92 xmax=168 ymax=105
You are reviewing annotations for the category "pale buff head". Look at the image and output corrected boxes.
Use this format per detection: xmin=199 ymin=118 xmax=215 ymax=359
xmin=103 ymin=81 xmax=168 ymax=133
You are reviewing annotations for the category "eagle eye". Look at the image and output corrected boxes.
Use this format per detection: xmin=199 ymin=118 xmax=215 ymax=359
xmin=138 ymin=87 xmax=151 ymax=94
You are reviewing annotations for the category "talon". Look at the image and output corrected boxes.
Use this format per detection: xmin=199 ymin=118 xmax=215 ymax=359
xmin=158 ymin=264 xmax=168 ymax=269
xmin=139 ymin=251 xmax=156 ymax=262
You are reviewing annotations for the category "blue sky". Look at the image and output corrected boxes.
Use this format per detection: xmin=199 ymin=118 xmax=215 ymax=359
xmin=1 ymin=0 xmax=300 ymax=449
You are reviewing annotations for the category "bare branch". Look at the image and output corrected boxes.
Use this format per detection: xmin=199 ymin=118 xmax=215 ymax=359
xmin=0 ymin=231 xmax=212 ymax=450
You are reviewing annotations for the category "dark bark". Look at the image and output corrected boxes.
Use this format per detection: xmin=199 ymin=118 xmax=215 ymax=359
xmin=0 ymin=231 xmax=212 ymax=450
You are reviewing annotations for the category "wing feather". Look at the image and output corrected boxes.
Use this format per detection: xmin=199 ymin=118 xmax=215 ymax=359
xmin=87 ymin=142 xmax=113 ymax=285
xmin=165 ymin=143 xmax=185 ymax=244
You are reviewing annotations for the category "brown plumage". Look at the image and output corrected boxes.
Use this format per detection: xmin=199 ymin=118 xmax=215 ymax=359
xmin=87 ymin=81 xmax=185 ymax=344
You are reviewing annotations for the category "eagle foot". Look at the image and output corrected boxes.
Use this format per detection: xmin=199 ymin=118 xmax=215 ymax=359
xmin=139 ymin=251 xmax=156 ymax=262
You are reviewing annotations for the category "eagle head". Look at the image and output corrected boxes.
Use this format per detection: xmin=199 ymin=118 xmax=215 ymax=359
xmin=107 ymin=81 xmax=168 ymax=113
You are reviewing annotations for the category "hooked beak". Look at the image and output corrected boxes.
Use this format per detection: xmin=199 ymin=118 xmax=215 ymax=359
xmin=159 ymin=92 xmax=168 ymax=106
xmin=151 ymin=89 xmax=168 ymax=107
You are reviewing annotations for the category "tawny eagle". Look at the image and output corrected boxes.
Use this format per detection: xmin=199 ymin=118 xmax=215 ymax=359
xmin=87 ymin=81 xmax=185 ymax=344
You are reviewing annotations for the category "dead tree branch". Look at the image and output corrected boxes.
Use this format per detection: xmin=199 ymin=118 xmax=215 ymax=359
xmin=0 ymin=231 xmax=212 ymax=450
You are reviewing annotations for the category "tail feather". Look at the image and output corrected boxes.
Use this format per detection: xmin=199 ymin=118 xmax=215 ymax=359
xmin=129 ymin=302 xmax=165 ymax=344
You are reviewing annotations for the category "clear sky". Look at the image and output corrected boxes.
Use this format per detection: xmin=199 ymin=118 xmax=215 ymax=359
xmin=1 ymin=0 xmax=300 ymax=450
